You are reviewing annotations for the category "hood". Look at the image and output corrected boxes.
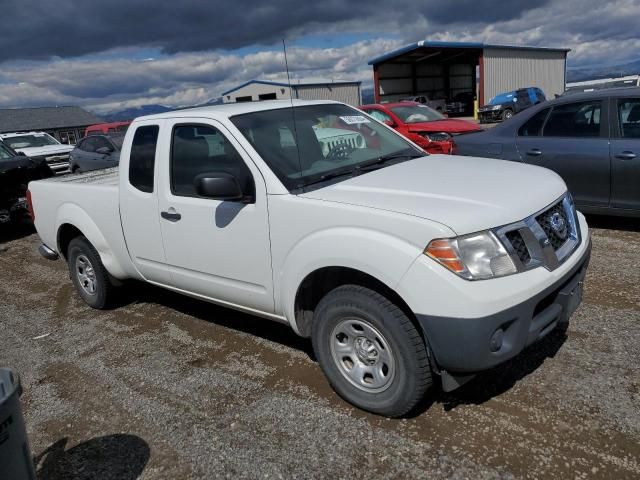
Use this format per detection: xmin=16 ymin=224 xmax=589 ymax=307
xmin=407 ymin=118 xmax=481 ymax=134
xmin=300 ymin=156 xmax=567 ymax=235
xmin=14 ymin=144 xmax=74 ymax=157
xmin=0 ymin=156 xmax=35 ymax=173
xmin=487 ymin=92 xmax=515 ymax=106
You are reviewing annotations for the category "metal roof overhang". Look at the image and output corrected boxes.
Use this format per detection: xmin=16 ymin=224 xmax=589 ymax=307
xmin=369 ymin=41 xmax=570 ymax=65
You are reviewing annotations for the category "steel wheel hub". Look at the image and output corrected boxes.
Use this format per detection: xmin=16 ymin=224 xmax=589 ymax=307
xmin=330 ymin=318 xmax=395 ymax=393
xmin=75 ymin=254 xmax=97 ymax=296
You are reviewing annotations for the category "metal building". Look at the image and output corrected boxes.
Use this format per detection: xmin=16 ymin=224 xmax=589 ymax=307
xmin=221 ymin=79 xmax=362 ymax=106
xmin=368 ymin=41 xmax=569 ymax=109
xmin=0 ymin=106 xmax=102 ymax=144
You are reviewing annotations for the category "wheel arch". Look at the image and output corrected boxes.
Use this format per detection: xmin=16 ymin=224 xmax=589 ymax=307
xmin=293 ymin=266 xmax=417 ymax=338
xmin=55 ymin=203 xmax=128 ymax=278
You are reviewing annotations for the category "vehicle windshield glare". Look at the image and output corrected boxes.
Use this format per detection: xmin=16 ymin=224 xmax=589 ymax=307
xmin=231 ymin=104 xmax=423 ymax=190
xmin=389 ymin=105 xmax=444 ymax=123
xmin=0 ymin=142 xmax=15 ymax=160
xmin=110 ymin=135 xmax=125 ymax=149
xmin=3 ymin=133 xmax=59 ymax=149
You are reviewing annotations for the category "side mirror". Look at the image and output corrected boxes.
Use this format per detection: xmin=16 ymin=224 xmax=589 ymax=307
xmin=383 ymin=119 xmax=396 ymax=128
xmin=96 ymin=146 xmax=112 ymax=154
xmin=195 ymin=172 xmax=244 ymax=201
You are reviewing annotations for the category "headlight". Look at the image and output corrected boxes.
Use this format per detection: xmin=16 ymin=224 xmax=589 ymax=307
xmin=491 ymin=105 xmax=502 ymax=111
xmin=425 ymin=231 xmax=517 ymax=280
xmin=422 ymin=132 xmax=452 ymax=142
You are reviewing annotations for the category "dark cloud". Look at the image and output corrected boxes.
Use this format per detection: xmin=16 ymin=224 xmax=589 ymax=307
xmin=0 ymin=0 xmax=547 ymax=62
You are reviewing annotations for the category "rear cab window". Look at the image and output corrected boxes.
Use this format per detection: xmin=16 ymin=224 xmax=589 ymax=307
xmin=129 ymin=125 xmax=159 ymax=193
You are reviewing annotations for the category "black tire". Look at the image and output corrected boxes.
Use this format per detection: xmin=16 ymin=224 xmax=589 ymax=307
xmin=67 ymin=236 xmax=116 ymax=309
xmin=501 ymin=108 xmax=513 ymax=121
xmin=312 ymin=285 xmax=432 ymax=417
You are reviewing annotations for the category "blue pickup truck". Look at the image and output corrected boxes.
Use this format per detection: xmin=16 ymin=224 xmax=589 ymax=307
xmin=478 ymin=87 xmax=546 ymax=123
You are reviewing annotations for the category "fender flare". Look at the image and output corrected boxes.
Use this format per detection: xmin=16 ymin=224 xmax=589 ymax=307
xmin=56 ymin=203 xmax=128 ymax=279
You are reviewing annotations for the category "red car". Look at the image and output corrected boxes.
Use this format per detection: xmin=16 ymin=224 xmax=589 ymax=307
xmin=84 ymin=121 xmax=131 ymax=137
xmin=359 ymin=102 xmax=481 ymax=154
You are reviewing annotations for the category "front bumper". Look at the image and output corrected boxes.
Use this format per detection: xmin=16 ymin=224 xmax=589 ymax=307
xmin=478 ymin=109 xmax=503 ymax=122
xmin=415 ymin=239 xmax=591 ymax=375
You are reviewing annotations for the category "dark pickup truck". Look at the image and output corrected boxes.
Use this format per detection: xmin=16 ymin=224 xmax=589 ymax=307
xmin=0 ymin=140 xmax=53 ymax=224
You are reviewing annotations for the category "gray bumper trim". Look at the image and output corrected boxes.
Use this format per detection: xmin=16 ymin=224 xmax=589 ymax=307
xmin=38 ymin=244 xmax=59 ymax=260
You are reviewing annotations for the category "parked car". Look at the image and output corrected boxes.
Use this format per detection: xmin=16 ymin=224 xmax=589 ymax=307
xmin=28 ymin=100 xmax=590 ymax=417
xmin=85 ymin=121 xmax=131 ymax=137
xmin=360 ymin=102 xmax=481 ymax=154
xmin=454 ymin=88 xmax=640 ymax=216
xmin=478 ymin=87 xmax=545 ymax=123
xmin=446 ymin=92 xmax=475 ymax=116
xmin=70 ymin=134 xmax=124 ymax=173
xmin=0 ymin=132 xmax=74 ymax=174
xmin=401 ymin=95 xmax=447 ymax=113
xmin=0 ymin=140 xmax=53 ymax=224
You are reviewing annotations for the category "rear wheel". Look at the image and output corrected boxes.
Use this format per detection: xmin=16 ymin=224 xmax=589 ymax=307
xmin=312 ymin=285 xmax=432 ymax=417
xmin=67 ymin=237 xmax=116 ymax=309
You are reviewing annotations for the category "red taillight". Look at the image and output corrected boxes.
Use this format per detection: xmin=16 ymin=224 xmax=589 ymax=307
xmin=26 ymin=190 xmax=35 ymax=222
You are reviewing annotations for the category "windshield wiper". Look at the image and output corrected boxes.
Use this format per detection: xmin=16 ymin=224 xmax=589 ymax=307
xmin=297 ymin=168 xmax=359 ymax=189
xmin=298 ymin=149 xmax=424 ymax=190
xmin=356 ymin=149 xmax=424 ymax=173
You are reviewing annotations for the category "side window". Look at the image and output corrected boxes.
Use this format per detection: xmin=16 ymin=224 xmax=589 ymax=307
xmin=518 ymin=108 xmax=550 ymax=136
xmin=171 ymin=124 xmax=254 ymax=198
xmin=618 ymin=99 xmax=640 ymax=138
xmin=80 ymin=137 xmax=96 ymax=152
xmin=93 ymin=137 xmax=111 ymax=151
xmin=543 ymin=101 xmax=602 ymax=138
xmin=367 ymin=109 xmax=393 ymax=123
xmin=129 ymin=125 xmax=159 ymax=193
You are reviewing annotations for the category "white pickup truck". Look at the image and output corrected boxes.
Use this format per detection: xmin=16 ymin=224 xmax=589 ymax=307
xmin=28 ymin=100 xmax=591 ymax=417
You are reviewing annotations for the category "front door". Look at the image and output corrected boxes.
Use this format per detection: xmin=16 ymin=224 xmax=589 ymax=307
xmin=610 ymin=97 xmax=640 ymax=211
xmin=516 ymin=99 xmax=610 ymax=207
xmin=157 ymin=120 xmax=274 ymax=313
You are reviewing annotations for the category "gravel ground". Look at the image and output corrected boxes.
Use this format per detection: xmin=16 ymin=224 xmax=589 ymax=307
xmin=1 ymin=218 xmax=639 ymax=479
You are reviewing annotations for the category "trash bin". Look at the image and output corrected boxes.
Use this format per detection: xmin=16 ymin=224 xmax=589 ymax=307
xmin=0 ymin=368 xmax=36 ymax=480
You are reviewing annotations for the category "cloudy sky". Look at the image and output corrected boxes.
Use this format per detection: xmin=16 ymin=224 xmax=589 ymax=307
xmin=0 ymin=0 xmax=638 ymax=114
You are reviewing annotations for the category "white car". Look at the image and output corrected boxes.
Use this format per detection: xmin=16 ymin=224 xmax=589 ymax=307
xmin=0 ymin=132 xmax=74 ymax=174
xmin=27 ymin=100 xmax=591 ymax=417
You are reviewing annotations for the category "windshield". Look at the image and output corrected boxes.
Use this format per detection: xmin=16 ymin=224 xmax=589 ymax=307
xmin=488 ymin=92 xmax=515 ymax=105
xmin=231 ymin=104 xmax=423 ymax=191
xmin=389 ymin=105 xmax=444 ymax=123
xmin=110 ymin=134 xmax=125 ymax=149
xmin=0 ymin=142 xmax=15 ymax=160
xmin=3 ymin=133 xmax=59 ymax=149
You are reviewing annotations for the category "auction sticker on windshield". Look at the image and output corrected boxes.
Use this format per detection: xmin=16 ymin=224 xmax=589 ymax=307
xmin=339 ymin=115 xmax=370 ymax=125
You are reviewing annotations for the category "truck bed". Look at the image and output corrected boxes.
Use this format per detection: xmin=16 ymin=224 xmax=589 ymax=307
xmin=28 ymin=168 xmax=139 ymax=280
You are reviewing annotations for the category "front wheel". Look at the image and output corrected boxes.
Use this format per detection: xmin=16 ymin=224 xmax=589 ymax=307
xmin=67 ymin=237 xmax=116 ymax=309
xmin=312 ymin=285 xmax=432 ymax=417
xmin=501 ymin=109 xmax=513 ymax=121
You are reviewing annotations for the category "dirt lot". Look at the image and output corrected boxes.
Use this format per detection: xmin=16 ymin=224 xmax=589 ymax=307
xmin=1 ymin=218 xmax=639 ymax=479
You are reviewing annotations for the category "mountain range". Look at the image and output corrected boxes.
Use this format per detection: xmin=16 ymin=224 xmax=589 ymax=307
xmin=96 ymin=59 xmax=639 ymax=120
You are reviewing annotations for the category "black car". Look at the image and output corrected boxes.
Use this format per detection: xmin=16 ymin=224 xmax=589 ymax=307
xmin=478 ymin=87 xmax=546 ymax=123
xmin=454 ymin=87 xmax=640 ymax=217
xmin=69 ymin=134 xmax=124 ymax=173
xmin=0 ymin=140 xmax=53 ymax=224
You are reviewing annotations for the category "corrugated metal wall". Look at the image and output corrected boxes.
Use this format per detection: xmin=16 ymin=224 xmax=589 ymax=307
xmin=483 ymin=48 xmax=566 ymax=101
xmin=295 ymin=84 xmax=362 ymax=106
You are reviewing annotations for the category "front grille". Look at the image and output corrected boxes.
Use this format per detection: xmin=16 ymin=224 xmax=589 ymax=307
xmin=505 ymin=230 xmax=531 ymax=264
xmin=494 ymin=194 xmax=580 ymax=273
xmin=536 ymin=201 xmax=570 ymax=251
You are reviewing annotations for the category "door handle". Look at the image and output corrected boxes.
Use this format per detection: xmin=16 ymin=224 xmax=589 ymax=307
xmin=526 ymin=148 xmax=542 ymax=157
xmin=161 ymin=211 xmax=182 ymax=222
xmin=615 ymin=151 xmax=636 ymax=160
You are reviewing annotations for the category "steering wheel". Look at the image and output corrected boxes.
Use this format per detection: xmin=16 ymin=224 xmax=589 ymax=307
xmin=326 ymin=142 xmax=355 ymax=161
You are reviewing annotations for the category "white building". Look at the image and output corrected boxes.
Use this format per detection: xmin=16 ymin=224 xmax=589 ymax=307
xmin=221 ymin=80 xmax=363 ymax=106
